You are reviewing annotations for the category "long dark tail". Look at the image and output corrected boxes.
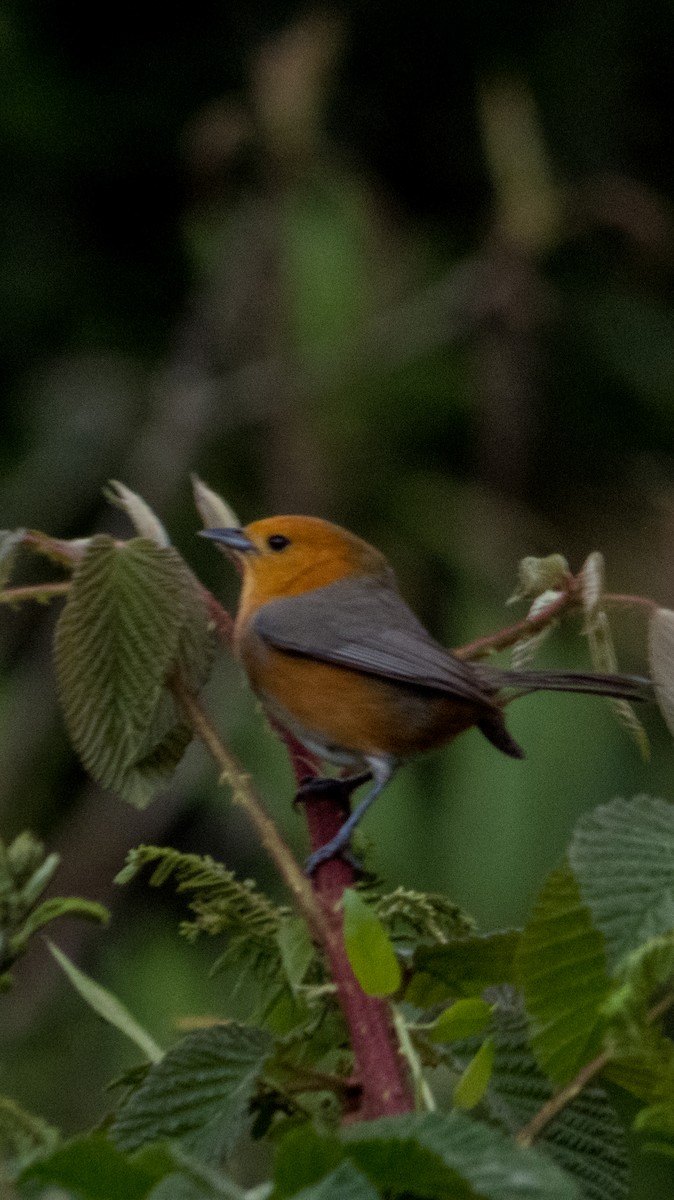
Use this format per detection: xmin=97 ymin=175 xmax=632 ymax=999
xmin=475 ymin=665 xmax=653 ymax=702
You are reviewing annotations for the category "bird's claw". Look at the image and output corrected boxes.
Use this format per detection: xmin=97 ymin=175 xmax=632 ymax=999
xmin=305 ymin=841 xmax=364 ymax=877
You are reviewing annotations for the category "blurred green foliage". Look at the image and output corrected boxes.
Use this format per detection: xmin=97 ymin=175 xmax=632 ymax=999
xmin=2 ymin=2 xmax=674 ymax=1194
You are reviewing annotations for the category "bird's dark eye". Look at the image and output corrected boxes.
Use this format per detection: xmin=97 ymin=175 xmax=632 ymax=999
xmin=267 ymin=534 xmax=291 ymax=552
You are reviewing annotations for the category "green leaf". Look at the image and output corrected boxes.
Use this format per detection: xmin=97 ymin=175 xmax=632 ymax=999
xmin=19 ymin=1132 xmax=166 ymax=1199
xmin=601 ymin=934 xmax=674 ymax=1102
xmin=54 ymin=536 xmax=214 ymax=808
xmin=451 ymin=993 xmax=629 ymax=1200
xmin=634 ymin=1102 xmax=674 ymax=1139
xmin=275 ymin=1111 xmax=580 ymax=1200
xmin=0 ymin=1095 xmax=59 ymax=1177
xmin=342 ymin=889 xmax=401 ymax=998
xmin=515 ymin=863 xmax=610 ymax=1085
xmin=289 ymin=1162 xmax=379 ymax=1200
xmin=48 ymin=941 xmax=163 ymax=1063
xmin=10 ymin=895 xmax=108 ymax=958
xmin=112 ymin=1024 xmax=273 ymax=1163
xmin=405 ymin=930 xmax=520 ymax=1006
xmin=277 ymin=919 xmax=315 ymax=994
xmin=344 ymin=1112 xmax=580 ymax=1200
xmin=568 ymin=795 xmax=674 ymax=972
xmin=453 ymin=1038 xmax=495 ymax=1110
xmin=430 ymin=999 xmax=493 ymax=1043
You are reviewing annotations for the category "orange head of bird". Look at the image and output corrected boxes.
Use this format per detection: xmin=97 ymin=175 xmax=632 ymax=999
xmin=201 ymin=515 xmax=393 ymax=617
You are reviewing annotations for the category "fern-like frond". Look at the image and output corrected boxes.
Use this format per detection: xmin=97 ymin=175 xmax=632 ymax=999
xmin=373 ymin=887 xmax=474 ymax=946
xmin=116 ymin=844 xmax=288 ymax=943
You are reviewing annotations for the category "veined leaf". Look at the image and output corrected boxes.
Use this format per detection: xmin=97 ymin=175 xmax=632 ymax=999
xmin=515 ymin=863 xmax=610 ymax=1085
xmin=405 ymin=930 xmax=520 ymax=1006
xmin=344 ymin=1111 xmax=580 ymax=1200
xmin=112 ymin=1024 xmax=272 ymax=1164
xmin=48 ymin=941 xmax=163 ymax=1063
xmin=285 ymin=1161 xmax=379 ymax=1200
xmin=342 ymin=889 xmax=401 ymax=997
xmin=568 ymin=795 xmax=674 ymax=972
xmin=451 ymin=993 xmax=629 ymax=1200
xmin=54 ymin=536 xmax=214 ymax=808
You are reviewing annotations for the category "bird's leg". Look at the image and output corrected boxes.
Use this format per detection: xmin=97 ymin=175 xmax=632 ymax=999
xmin=304 ymin=759 xmax=393 ymax=875
xmin=295 ymin=771 xmax=372 ymax=804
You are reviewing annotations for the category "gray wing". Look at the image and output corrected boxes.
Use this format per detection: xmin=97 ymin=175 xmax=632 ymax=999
xmin=252 ymin=575 xmax=493 ymax=706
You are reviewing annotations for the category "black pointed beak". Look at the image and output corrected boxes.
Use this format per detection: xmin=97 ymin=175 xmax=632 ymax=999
xmin=199 ymin=527 xmax=258 ymax=553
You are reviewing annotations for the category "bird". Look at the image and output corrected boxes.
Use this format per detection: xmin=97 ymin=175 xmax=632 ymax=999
xmin=202 ymin=516 xmax=651 ymax=873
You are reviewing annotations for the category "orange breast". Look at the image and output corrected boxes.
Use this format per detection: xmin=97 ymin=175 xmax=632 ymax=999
xmin=238 ymin=631 xmax=486 ymax=761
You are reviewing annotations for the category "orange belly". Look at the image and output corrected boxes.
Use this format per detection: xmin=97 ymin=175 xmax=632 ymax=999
xmin=239 ymin=636 xmax=487 ymax=762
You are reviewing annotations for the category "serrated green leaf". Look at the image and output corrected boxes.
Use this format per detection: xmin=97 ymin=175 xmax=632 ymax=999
xmin=601 ymin=934 xmax=674 ymax=1103
xmin=0 ymin=1095 xmax=59 ymax=1178
xmin=277 ymin=919 xmax=315 ymax=994
xmin=453 ymin=1038 xmax=495 ymax=1110
xmin=342 ymin=889 xmax=401 ymax=998
xmin=54 ymin=536 xmax=214 ymax=808
xmin=568 ymin=795 xmax=674 ymax=972
xmin=405 ymin=930 xmax=520 ymax=1006
xmin=48 ymin=941 xmax=163 ymax=1063
xmin=344 ymin=1111 xmax=580 ymax=1200
xmin=290 ymin=1161 xmax=379 ymax=1200
xmin=18 ymin=1132 xmax=165 ymax=1199
xmin=515 ymin=863 xmax=610 ymax=1085
xmin=430 ymin=999 xmax=493 ymax=1043
xmin=451 ymin=993 xmax=629 ymax=1200
xmin=112 ymin=1024 xmax=272 ymax=1164
xmin=648 ymin=607 xmax=674 ymax=737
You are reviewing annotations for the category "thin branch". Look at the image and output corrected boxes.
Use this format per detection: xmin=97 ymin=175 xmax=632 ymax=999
xmin=455 ymin=588 xmax=574 ymax=660
xmin=170 ymin=677 xmax=414 ymax=1117
xmin=169 ymin=678 xmax=326 ymax=944
xmin=516 ymin=987 xmax=674 ymax=1147
xmin=0 ymin=582 xmax=70 ymax=605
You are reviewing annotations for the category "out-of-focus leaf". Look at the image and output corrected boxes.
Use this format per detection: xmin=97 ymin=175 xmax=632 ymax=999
xmin=648 ymin=608 xmax=674 ymax=738
xmin=19 ymin=1132 xmax=166 ymax=1199
xmin=191 ymin=476 xmax=241 ymax=531
xmin=0 ymin=529 xmax=24 ymax=588
xmin=429 ymin=998 xmax=493 ymax=1044
xmin=342 ymin=889 xmax=401 ymax=998
xmin=405 ymin=931 xmax=520 ymax=1006
xmin=507 ymin=556 xmax=568 ymax=604
xmin=453 ymin=1038 xmax=495 ymax=1110
xmin=48 ymin=941 xmax=163 ymax=1063
xmin=0 ymin=1095 xmax=59 ymax=1177
xmin=107 ymin=481 xmax=170 ymax=546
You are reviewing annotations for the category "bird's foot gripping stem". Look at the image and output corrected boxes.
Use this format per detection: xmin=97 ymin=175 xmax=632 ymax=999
xmin=299 ymin=764 xmax=392 ymax=877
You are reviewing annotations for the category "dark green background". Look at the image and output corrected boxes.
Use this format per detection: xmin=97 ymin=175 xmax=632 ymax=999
xmin=1 ymin=2 xmax=673 ymax=1193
